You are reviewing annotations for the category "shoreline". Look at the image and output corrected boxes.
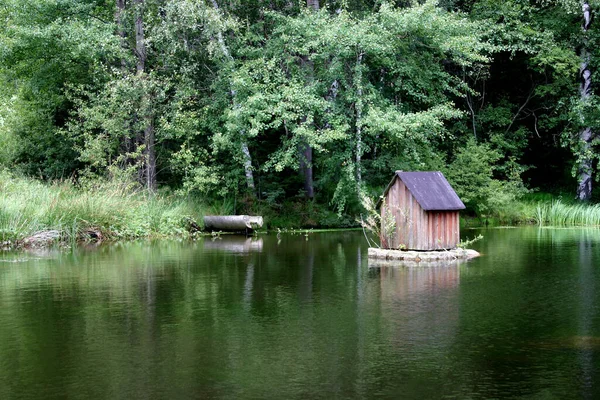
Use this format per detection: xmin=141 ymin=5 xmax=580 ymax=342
xmin=6 ymin=224 xmax=600 ymax=253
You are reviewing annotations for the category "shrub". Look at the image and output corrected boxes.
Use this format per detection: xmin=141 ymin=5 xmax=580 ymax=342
xmin=445 ymin=139 xmax=528 ymax=217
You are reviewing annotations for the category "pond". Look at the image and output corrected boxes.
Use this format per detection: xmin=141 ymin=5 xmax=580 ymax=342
xmin=1 ymin=228 xmax=599 ymax=399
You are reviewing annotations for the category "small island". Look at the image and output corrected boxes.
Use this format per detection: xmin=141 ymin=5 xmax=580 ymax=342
xmin=368 ymin=247 xmax=480 ymax=263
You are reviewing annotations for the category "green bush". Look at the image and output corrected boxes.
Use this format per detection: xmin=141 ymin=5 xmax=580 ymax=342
xmin=445 ymin=139 xmax=528 ymax=217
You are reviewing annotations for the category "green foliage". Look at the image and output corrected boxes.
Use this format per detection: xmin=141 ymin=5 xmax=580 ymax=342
xmin=0 ymin=0 xmax=598 ymax=227
xmin=66 ymin=73 xmax=168 ymax=173
xmin=225 ymin=1 xmax=487 ymax=213
xmin=445 ymin=139 xmax=528 ymax=216
xmin=357 ymin=192 xmax=395 ymax=248
xmin=0 ymin=0 xmax=121 ymax=178
xmin=458 ymin=234 xmax=484 ymax=249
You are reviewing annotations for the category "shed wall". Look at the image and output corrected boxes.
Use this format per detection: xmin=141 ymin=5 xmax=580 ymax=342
xmin=380 ymin=178 xmax=460 ymax=250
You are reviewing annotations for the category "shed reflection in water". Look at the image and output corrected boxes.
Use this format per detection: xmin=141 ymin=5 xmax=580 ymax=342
xmin=374 ymin=264 xmax=461 ymax=353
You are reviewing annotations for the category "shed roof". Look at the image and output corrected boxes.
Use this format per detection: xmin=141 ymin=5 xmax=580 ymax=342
xmin=378 ymin=171 xmax=466 ymax=211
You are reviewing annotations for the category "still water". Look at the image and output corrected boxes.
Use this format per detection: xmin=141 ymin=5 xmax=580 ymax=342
xmin=1 ymin=228 xmax=600 ymax=399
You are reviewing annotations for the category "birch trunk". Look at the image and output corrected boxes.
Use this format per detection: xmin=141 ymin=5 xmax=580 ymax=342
xmin=307 ymin=0 xmax=320 ymax=9
xmin=241 ymin=142 xmax=255 ymax=191
xmin=116 ymin=0 xmax=134 ymax=158
xmin=577 ymin=1 xmax=593 ymax=201
xmin=116 ymin=0 xmax=127 ymax=70
xmin=210 ymin=0 xmax=256 ymax=194
xmin=355 ymin=52 xmax=364 ymax=188
xmin=135 ymin=1 xmax=146 ymax=75
xmin=135 ymin=0 xmax=156 ymax=192
xmin=144 ymin=120 xmax=156 ymax=192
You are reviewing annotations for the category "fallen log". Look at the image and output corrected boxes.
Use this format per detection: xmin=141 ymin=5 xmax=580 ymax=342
xmin=203 ymin=215 xmax=263 ymax=232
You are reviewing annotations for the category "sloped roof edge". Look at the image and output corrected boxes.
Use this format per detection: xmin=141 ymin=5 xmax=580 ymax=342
xmin=376 ymin=171 xmax=466 ymax=211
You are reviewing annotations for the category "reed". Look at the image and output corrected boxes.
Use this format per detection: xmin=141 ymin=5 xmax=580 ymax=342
xmin=0 ymin=172 xmax=206 ymax=245
xmin=533 ymin=200 xmax=600 ymax=227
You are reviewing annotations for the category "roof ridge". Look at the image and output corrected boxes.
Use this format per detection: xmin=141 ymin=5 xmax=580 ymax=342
xmin=377 ymin=171 xmax=465 ymax=211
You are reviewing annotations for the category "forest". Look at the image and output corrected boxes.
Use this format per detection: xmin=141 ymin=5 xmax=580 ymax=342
xmin=1 ymin=0 xmax=600 ymax=237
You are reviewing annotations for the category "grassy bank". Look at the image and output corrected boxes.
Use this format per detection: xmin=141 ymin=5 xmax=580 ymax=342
xmin=462 ymin=197 xmax=600 ymax=228
xmin=532 ymin=200 xmax=600 ymax=226
xmin=0 ymin=173 xmax=355 ymax=249
xmin=3 ymin=171 xmax=600 ymax=250
xmin=0 ymin=173 xmax=206 ymax=247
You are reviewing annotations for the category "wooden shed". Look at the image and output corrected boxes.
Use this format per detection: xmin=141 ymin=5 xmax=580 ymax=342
xmin=378 ymin=171 xmax=465 ymax=251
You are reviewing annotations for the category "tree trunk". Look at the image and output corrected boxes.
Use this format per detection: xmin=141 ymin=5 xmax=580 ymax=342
xmin=116 ymin=0 xmax=127 ymax=69
xmin=135 ymin=1 xmax=146 ymax=75
xmin=135 ymin=0 xmax=156 ymax=192
xmin=241 ymin=141 xmax=256 ymax=191
xmin=300 ymin=144 xmax=314 ymax=198
xmin=210 ymin=0 xmax=256 ymax=194
xmin=355 ymin=52 xmax=364 ymax=188
xmin=144 ymin=119 xmax=156 ymax=192
xmin=307 ymin=0 xmax=320 ymax=10
xmin=299 ymin=0 xmax=319 ymax=200
xmin=116 ymin=0 xmax=134 ymax=159
xmin=577 ymin=1 xmax=593 ymax=201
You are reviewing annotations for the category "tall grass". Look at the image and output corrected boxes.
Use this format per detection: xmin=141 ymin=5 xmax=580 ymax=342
xmin=460 ymin=197 xmax=600 ymax=228
xmin=534 ymin=200 xmax=600 ymax=227
xmin=0 ymin=171 xmax=206 ymax=245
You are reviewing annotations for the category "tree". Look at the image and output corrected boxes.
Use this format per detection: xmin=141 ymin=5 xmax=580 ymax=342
xmin=210 ymin=0 xmax=256 ymax=195
xmin=4 ymin=0 xmax=596 ymax=221
xmin=226 ymin=1 xmax=486 ymax=214
xmin=135 ymin=0 xmax=157 ymax=192
xmin=300 ymin=0 xmax=320 ymax=200
xmin=0 ymin=0 xmax=119 ymax=178
xmin=576 ymin=1 xmax=594 ymax=201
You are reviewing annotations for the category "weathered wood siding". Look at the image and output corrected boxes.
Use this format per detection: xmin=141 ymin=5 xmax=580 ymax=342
xmin=380 ymin=178 xmax=460 ymax=250
xmin=426 ymin=211 xmax=460 ymax=250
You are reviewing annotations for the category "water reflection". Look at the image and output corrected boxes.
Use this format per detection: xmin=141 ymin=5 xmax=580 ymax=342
xmin=1 ymin=229 xmax=600 ymax=398
xmin=376 ymin=265 xmax=461 ymax=351
xmin=456 ymin=227 xmax=600 ymax=398
xmin=577 ymin=229 xmax=596 ymax=399
xmin=376 ymin=264 xmax=461 ymax=297
xmin=369 ymin=258 xmax=466 ymax=268
xmin=202 ymin=236 xmax=263 ymax=253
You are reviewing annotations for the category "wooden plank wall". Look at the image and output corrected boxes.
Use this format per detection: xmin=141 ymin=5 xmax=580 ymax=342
xmin=427 ymin=211 xmax=460 ymax=250
xmin=380 ymin=178 xmax=460 ymax=250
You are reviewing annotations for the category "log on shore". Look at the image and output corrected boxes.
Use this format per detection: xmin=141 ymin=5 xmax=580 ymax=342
xmin=203 ymin=215 xmax=263 ymax=232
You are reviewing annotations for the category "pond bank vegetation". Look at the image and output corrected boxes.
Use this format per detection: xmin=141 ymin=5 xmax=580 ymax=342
xmin=0 ymin=172 xmax=205 ymax=250
xmin=462 ymin=197 xmax=600 ymax=228
xmin=3 ymin=171 xmax=600 ymax=251
xmin=4 ymin=0 xmax=600 ymax=253
xmin=0 ymin=172 xmax=356 ymax=250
